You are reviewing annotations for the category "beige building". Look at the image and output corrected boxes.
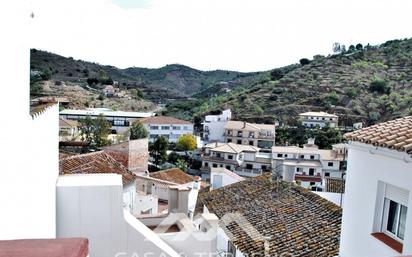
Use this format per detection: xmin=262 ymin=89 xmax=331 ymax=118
xmin=224 ymin=121 xmax=275 ymax=148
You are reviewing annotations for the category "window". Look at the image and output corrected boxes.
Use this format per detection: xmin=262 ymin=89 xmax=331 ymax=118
xmin=113 ymin=120 xmax=125 ymax=126
xmin=204 ymin=162 xmax=209 ymax=167
xmin=300 ymin=155 xmax=305 ymax=159
xmin=226 ymin=165 xmax=231 ymax=170
xmin=227 ymin=139 xmax=232 ymax=143
xmin=277 ymin=154 xmax=283 ymax=158
xmin=216 ymin=153 xmax=221 ymax=158
xmin=228 ymin=241 xmax=236 ymax=257
xmin=212 ymin=163 xmax=218 ymax=168
xmin=309 ymin=168 xmax=315 ymax=176
xmin=310 ymin=155 xmax=315 ymax=160
xmin=172 ymin=126 xmax=181 ymax=130
xmin=249 ymin=141 xmax=254 ymax=146
xmin=325 ymin=172 xmax=330 ymax=177
xmin=310 ymin=182 xmax=316 ymax=186
xmin=328 ymin=162 xmax=333 ymax=167
xmin=228 ymin=155 xmax=233 ymax=160
xmin=296 ymin=167 xmax=302 ymax=172
xmin=220 ymin=164 xmax=223 ymax=167
xmin=237 ymin=131 xmax=242 ymax=137
xmin=261 ymin=165 xmax=267 ymax=170
xmin=237 ymin=140 xmax=242 ymax=144
xmin=383 ymin=199 xmax=408 ymax=240
xmin=183 ymin=126 xmax=189 ymax=130
xmin=246 ymin=164 xmax=253 ymax=169
xmin=161 ymin=126 xmax=170 ymax=130
xmin=227 ymin=130 xmax=233 ymax=135
xmin=150 ymin=126 xmax=159 ymax=130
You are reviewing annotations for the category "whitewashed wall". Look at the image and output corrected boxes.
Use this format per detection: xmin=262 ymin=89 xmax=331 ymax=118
xmin=57 ymin=174 xmax=181 ymax=257
xmin=340 ymin=143 xmax=412 ymax=257
xmin=0 ymin=3 xmax=59 ymax=240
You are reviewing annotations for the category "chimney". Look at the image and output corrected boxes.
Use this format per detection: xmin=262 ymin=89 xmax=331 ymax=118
xmin=282 ymin=165 xmax=295 ymax=183
xmin=243 ymin=121 xmax=246 ymax=129
xmin=194 ymin=176 xmax=201 ymax=190
xmin=103 ymin=138 xmax=149 ymax=175
xmin=168 ymin=186 xmax=190 ymax=215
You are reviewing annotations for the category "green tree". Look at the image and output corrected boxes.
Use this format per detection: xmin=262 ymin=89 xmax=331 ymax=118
xmin=175 ymin=158 xmax=188 ymax=172
xmin=355 ymin=43 xmax=363 ymax=50
xmin=299 ymin=58 xmax=311 ymax=66
xmin=168 ymin=151 xmax=180 ymax=164
xmin=130 ymin=88 xmax=143 ymax=99
xmin=149 ymin=136 xmax=168 ymax=165
xmin=79 ymin=114 xmax=111 ymax=147
xmin=369 ymin=79 xmax=391 ymax=94
xmin=129 ymin=120 xmax=149 ymax=140
xmin=176 ymin=134 xmax=197 ymax=154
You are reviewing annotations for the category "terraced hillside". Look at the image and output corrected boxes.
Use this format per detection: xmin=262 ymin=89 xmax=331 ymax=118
xmin=182 ymin=38 xmax=412 ymax=125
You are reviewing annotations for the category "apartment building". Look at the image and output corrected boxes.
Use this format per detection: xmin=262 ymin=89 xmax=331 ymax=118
xmin=59 ymin=108 xmax=155 ymax=134
xmin=272 ymin=139 xmax=346 ymax=191
xmin=299 ymin=111 xmax=339 ymax=128
xmin=202 ymin=109 xmax=232 ymax=142
xmin=201 ymin=142 xmax=272 ymax=177
xmin=224 ymin=120 xmax=276 ymax=148
xmin=340 ymin=116 xmax=412 ymax=257
xmin=140 ymin=116 xmax=194 ymax=143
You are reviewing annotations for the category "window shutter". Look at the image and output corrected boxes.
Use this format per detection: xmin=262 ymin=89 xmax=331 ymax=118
xmin=385 ymin=184 xmax=409 ymax=206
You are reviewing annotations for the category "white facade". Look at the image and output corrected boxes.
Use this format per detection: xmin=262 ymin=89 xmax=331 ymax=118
xmin=210 ymin=168 xmax=244 ymax=189
xmin=60 ymin=108 xmax=155 ymax=134
xmin=272 ymin=144 xmax=346 ymax=191
xmin=57 ymin=174 xmax=181 ymax=257
xmin=299 ymin=111 xmax=339 ymax=128
xmin=203 ymin=109 xmax=232 ymax=142
xmin=144 ymin=123 xmax=194 ymax=143
xmin=340 ymin=142 xmax=412 ymax=257
xmin=0 ymin=12 xmax=59 ymax=239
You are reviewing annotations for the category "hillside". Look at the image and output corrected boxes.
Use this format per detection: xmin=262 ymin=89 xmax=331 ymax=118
xmin=30 ymin=49 xmax=266 ymax=105
xmin=167 ymin=38 xmax=412 ymax=125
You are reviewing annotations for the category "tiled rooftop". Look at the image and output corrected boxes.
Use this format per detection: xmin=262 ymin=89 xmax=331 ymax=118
xmin=324 ymin=178 xmax=345 ymax=194
xmin=150 ymin=168 xmax=194 ymax=185
xmin=140 ymin=116 xmax=192 ymax=125
xmin=59 ymin=151 xmax=136 ymax=185
xmin=196 ymin=174 xmax=341 ymax=257
xmin=344 ymin=116 xmax=412 ymax=155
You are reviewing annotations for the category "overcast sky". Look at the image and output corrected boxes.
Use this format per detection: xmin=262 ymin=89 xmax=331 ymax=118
xmin=30 ymin=0 xmax=412 ymax=72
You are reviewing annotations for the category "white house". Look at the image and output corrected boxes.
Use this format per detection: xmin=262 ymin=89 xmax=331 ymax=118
xmin=210 ymin=167 xmax=245 ymax=189
xmin=202 ymin=109 xmax=232 ymax=142
xmin=59 ymin=108 xmax=155 ymax=134
xmin=272 ymin=139 xmax=346 ymax=191
xmin=140 ymin=116 xmax=194 ymax=143
xmin=340 ymin=116 xmax=412 ymax=257
xmin=299 ymin=111 xmax=339 ymax=128
xmin=201 ymin=142 xmax=272 ymax=178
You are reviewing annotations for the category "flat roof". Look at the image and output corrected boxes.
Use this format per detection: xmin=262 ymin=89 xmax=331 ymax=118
xmin=59 ymin=108 xmax=155 ymax=118
xmin=57 ymin=174 xmax=123 ymax=187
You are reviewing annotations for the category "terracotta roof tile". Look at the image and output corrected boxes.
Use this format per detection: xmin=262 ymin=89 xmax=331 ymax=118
xmin=196 ymin=174 xmax=341 ymax=257
xmin=324 ymin=178 xmax=345 ymax=193
xmin=344 ymin=116 xmax=412 ymax=155
xmin=150 ymin=168 xmax=194 ymax=184
xmin=140 ymin=116 xmax=192 ymax=125
xmin=59 ymin=151 xmax=135 ymax=185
